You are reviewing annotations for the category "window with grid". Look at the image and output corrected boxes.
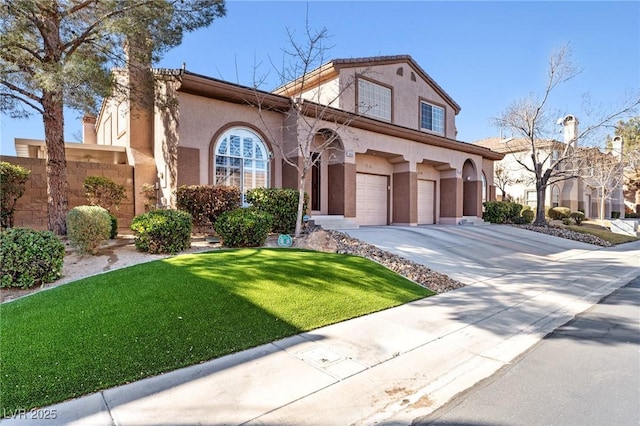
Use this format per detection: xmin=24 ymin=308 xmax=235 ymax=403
xmin=551 ymin=186 xmax=560 ymax=208
xmin=357 ymin=78 xmax=391 ymax=121
xmin=214 ymin=128 xmax=269 ymax=200
xmin=526 ymin=191 xmax=537 ymax=208
xmin=420 ymin=101 xmax=445 ymax=134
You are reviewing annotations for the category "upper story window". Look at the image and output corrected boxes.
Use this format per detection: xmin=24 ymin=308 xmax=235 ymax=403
xmin=357 ymin=78 xmax=391 ymax=121
xmin=420 ymin=101 xmax=444 ymax=134
xmin=214 ymin=128 xmax=270 ymax=200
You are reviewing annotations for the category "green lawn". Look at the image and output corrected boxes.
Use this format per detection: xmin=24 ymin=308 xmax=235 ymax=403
xmin=567 ymin=223 xmax=639 ymax=245
xmin=0 ymin=248 xmax=432 ymax=412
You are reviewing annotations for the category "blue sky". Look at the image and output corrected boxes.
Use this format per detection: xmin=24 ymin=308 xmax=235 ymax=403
xmin=1 ymin=1 xmax=638 ymax=156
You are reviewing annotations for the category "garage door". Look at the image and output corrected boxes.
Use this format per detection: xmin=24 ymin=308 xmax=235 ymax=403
xmin=417 ymin=180 xmax=435 ymax=225
xmin=356 ymin=173 xmax=388 ymax=225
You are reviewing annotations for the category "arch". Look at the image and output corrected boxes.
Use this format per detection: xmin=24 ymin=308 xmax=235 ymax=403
xmin=210 ymin=126 xmax=271 ymax=200
xmin=481 ymin=171 xmax=487 ymax=204
xmin=311 ymin=128 xmax=346 ymax=214
xmin=551 ymin=185 xmax=560 ymax=208
xmin=462 ymin=159 xmax=480 ymax=216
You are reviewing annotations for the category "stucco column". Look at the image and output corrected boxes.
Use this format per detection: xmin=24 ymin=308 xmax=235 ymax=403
xmin=463 ymin=179 xmax=481 ymax=216
xmin=440 ymin=173 xmax=462 ymax=224
xmin=392 ymin=171 xmax=417 ymax=225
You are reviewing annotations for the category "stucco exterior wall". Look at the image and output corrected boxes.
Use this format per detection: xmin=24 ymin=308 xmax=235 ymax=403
xmin=336 ymin=64 xmax=457 ymax=139
xmin=176 ymin=93 xmax=287 ymax=190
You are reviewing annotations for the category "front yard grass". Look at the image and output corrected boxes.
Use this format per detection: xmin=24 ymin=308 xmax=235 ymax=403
xmin=566 ymin=222 xmax=639 ymax=245
xmin=0 ymin=248 xmax=432 ymax=413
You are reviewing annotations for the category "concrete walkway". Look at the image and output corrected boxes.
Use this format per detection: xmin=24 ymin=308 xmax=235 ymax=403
xmin=2 ymin=225 xmax=639 ymax=425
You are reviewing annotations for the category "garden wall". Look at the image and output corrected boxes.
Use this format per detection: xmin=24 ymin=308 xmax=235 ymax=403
xmin=1 ymin=156 xmax=135 ymax=230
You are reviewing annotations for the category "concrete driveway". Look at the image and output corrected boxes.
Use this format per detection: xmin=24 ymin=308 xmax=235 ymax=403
xmin=344 ymin=224 xmax=601 ymax=285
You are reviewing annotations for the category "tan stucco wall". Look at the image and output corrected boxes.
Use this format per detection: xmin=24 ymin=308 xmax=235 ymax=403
xmin=336 ymin=63 xmax=457 ymax=139
xmin=176 ymin=93 xmax=287 ymax=191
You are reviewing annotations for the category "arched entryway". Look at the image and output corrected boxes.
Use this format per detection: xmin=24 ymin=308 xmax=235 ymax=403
xmin=462 ymin=159 xmax=480 ymax=216
xmin=311 ymin=129 xmax=345 ymax=215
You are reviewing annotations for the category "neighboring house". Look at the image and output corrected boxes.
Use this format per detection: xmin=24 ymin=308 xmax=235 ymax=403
xmin=14 ymin=55 xmax=503 ymax=227
xmin=474 ymin=116 xmax=626 ymax=219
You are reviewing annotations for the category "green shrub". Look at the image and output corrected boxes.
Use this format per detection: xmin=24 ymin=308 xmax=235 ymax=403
xmin=214 ymin=208 xmax=273 ymax=248
xmin=611 ymin=211 xmax=621 ymax=219
xmin=83 ymin=176 xmax=127 ymax=213
xmin=548 ymin=207 xmax=571 ymax=220
xmin=130 ymin=209 xmax=192 ymax=254
xmin=176 ymin=185 xmax=240 ymax=228
xmin=482 ymin=201 xmax=523 ymax=224
xmin=66 ymin=206 xmax=111 ymax=254
xmin=109 ymin=214 xmax=118 ymax=239
xmin=140 ymin=183 xmax=157 ymax=212
xmin=521 ymin=209 xmax=534 ymax=224
xmin=562 ymin=217 xmax=572 ymax=225
xmin=245 ymin=188 xmax=308 ymax=233
xmin=0 ymin=228 xmax=64 ymax=289
xmin=0 ymin=162 xmax=31 ymax=229
xmin=570 ymin=211 xmax=585 ymax=225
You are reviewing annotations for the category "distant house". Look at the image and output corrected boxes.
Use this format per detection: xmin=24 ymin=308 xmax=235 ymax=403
xmin=14 ymin=55 xmax=503 ymax=228
xmin=474 ymin=116 xmax=626 ymax=219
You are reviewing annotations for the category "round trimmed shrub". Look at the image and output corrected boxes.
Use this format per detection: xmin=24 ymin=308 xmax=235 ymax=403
xmin=570 ymin=211 xmax=585 ymax=225
xmin=130 ymin=209 xmax=192 ymax=254
xmin=214 ymin=208 xmax=273 ymax=248
xmin=548 ymin=207 xmax=571 ymax=220
xmin=67 ymin=205 xmax=111 ymax=254
xmin=521 ymin=209 xmax=534 ymax=224
xmin=245 ymin=188 xmax=308 ymax=234
xmin=0 ymin=228 xmax=65 ymax=289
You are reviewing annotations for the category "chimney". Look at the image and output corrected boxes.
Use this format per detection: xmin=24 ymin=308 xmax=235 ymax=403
xmin=82 ymin=115 xmax=97 ymax=144
xmin=611 ymin=136 xmax=623 ymax=159
xmin=562 ymin=115 xmax=579 ymax=145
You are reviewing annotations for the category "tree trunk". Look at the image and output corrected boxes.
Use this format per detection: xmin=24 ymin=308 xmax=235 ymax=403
xmin=42 ymin=90 xmax=69 ymax=235
xmin=599 ymin=193 xmax=606 ymax=221
xmin=295 ymin=174 xmax=306 ymax=238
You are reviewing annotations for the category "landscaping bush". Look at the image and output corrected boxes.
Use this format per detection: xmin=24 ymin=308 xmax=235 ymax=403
xmin=521 ymin=209 xmax=534 ymax=224
xmin=214 ymin=208 xmax=273 ymax=248
xmin=130 ymin=209 xmax=192 ymax=254
xmin=83 ymin=176 xmax=127 ymax=212
xmin=0 ymin=162 xmax=31 ymax=229
xmin=611 ymin=211 xmax=621 ymax=219
xmin=83 ymin=176 xmax=127 ymax=238
xmin=570 ymin=211 xmax=585 ymax=225
xmin=482 ymin=201 xmax=523 ymax=224
xmin=176 ymin=185 xmax=240 ymax=228
xmin=0 ymin=227 xmax=64 ymax=289
xmin=548 ymin=207 xmax=571 ymax=220
xmin=140 ymin=183 xmax=158 ymax=212
xmin=245 ymin=188 xmax=308 ymax=233
xmin=66 ymin=206 xmax=111 ymax=254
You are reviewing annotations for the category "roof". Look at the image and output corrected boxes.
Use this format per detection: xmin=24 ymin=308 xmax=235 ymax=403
xmin=273 ymin=55 xmax=461 ymax=114
xmin=173 ymin=70 xmax=502 ymax=161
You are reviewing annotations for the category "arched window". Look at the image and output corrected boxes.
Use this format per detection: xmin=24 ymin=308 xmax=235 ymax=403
xmin=481 ymin=172 xmax=487 ymax=203
xmin=551 ymin=185 xmax=560 ymax=208
xmin=214 ymin=128 xmax=269 ymax=198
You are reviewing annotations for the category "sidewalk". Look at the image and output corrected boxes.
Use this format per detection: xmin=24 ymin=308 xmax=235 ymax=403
xmin=3 ymin=228 xmax=639 ymax=425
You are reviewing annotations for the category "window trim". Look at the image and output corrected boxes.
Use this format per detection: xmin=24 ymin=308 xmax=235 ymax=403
xmin=419 ymin=97 xmax=446 ymax=135
xmin=210 ymin=126 xmax=271 ymax=200
xmin=355 ymin=75 xmax=393 ymax=122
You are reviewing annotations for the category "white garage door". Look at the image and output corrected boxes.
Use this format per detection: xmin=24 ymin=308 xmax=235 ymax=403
xmin=356 ymin=173 xmax=388 ymax=226
xmin=417 ymin=180 xmax=435 ymax=225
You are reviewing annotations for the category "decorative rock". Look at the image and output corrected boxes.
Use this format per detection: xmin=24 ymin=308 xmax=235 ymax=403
xmin=511 ymin=224 xmax=612 ymax=247
xmin=299 ymin=228 xmax=465 ymax=294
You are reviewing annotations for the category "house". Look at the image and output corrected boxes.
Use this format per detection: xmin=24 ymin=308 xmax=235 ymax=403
xmin=14 ymin=55 xmax=504 ymax=228
xmin=474 ymin=115 xmax=626 ymax=219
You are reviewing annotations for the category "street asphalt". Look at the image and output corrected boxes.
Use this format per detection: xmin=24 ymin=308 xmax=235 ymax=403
xmin=2 ymin=224 xmax=639 ymax=425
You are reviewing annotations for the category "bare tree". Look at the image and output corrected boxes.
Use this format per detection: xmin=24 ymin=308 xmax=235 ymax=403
xmin=494 ymin=162 xmax=528 ymax=201
xmin=252 ymin=20 xmax=366 ymax=238
xmin=580 ymin=145 xmax=625 ymax=220
xmin=495 ymin=43 xmax=640 ymax=225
